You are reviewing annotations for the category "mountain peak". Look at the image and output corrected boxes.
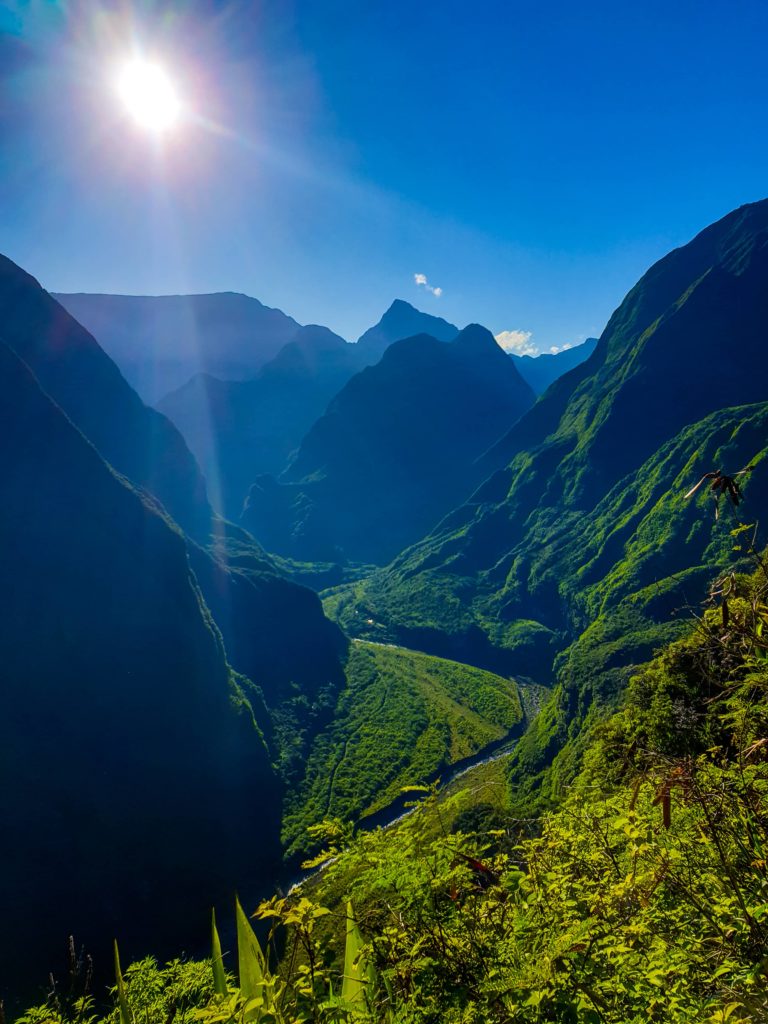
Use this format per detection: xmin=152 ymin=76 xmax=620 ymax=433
xmin=452 ymin=323 xmax=504 ymax=357
xmin=385 ymin=298 xmax=418 ymax=314
xmin=356 ymin=299 xmax=458 ymax=360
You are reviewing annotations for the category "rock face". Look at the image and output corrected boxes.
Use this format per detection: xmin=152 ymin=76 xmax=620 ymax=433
xmin=0 ymin=340 xmax=280 ymax=1001
xmin=53 ymin=291 xmax=303 ymax=402
xmin=242 ymin=325 xmax=535 ymax=565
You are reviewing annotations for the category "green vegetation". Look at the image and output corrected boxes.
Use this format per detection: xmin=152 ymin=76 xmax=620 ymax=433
xmin=18 ymin=557 xmax=768 ymax=1022
xmin=327 ymin=402 xmax=768 ymax=816
xmin=282 ymin=641 xmax=523 ymax=854
xmin=325 ymin=199 xmax=768 ymax=814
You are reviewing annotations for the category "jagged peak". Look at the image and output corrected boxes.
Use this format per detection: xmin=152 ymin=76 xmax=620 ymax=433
xmin=357 ymin=299 xmax=458 ymax=346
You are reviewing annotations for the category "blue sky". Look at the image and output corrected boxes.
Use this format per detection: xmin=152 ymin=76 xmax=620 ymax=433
xmin=1 ymin=0 xmax=767 ymax=349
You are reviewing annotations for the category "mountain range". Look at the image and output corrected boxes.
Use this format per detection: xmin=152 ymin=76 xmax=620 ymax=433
xmin=156 ymin=301 xmax=460 ymax=518
xmin=6 ymin=197 xmax=768 ymax=1007
xmin=242 ymin=325 xmax=536 ymax=565
xmin=52 ymin=291 xmax=303 ymax=403
xmin=57 ymin=291 xmax=593 ymax=521
xmin=327 ymin=197 xmax=768 ymax=804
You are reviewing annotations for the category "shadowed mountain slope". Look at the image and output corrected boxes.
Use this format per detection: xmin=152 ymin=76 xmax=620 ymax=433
xmin=1 ymin=257 xmax=213 ymax=540
xmin=2 ymin=255 xmax=348 ymax=715
xmin=354 ymin=298 xmax=458 ymax=360
xmin=242 ymin=325 xmax=535 ymax=565
xmin=158 ymin=301 xmax=460 ymax=519
xmin=158 ymin=325 xmax=358 ymax=517
xmin=0 ymin=340 xmax=279 ymax=1001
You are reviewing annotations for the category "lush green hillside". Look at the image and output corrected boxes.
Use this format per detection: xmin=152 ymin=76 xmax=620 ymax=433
xmin=282 ymin=641 xmax=523 ymax=854
xmin=243 ymin=325 xmax=535 ymax=564
xmin=326 ymin=200 xmax=768 ymax=804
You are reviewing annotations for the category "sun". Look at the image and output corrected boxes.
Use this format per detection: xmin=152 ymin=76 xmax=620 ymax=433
xmin=116 ymin=58 xmax=182 ymax=133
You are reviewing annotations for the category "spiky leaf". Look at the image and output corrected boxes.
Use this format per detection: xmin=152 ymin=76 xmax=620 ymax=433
xmin=113 ymin=940 xmax=132 ymax=1024
xmin=211 ymin=908 xmax=228 ymax=997
xmin=342 ymin=900 xmax=375 ymax=1005
xmin=235 ymin=896 xmax=267 ymax=1018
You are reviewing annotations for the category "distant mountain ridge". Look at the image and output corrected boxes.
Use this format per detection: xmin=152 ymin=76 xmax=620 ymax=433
xmin=52 ymin=288 xmax=589 ymax=525
xmin=511 ymin=337 xmax=598 ymax=394
xmin=53 ymin=291 xmax=304 ymax=402
xmin=242 ymin=324 xmax=535 ymax=564
xmin=158 ymin=300 xmax=463 ymax=519
xmin=355 ymin=297 xmax=459 ymax=357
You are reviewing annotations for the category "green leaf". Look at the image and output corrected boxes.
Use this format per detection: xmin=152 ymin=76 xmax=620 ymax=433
xmin=342 ymin=899 xmax=375 ymax=1005
xmin=235 ymin=896 xmax=268 ymax=1019
xmin=113 ymin=940 xmax=133 ymax=1024
xmin=211 ymin=908 xmax=228 ymax=997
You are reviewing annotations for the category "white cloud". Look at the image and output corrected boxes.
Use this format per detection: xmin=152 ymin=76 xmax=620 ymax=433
xmin=494 ymin=329 xmax=537 ymax=356
xmin=414 ymin=272 xmax=442 ymax=297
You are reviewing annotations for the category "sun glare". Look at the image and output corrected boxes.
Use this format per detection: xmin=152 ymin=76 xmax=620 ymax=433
xmin=116 ymin=58 xmax=182 ymax=133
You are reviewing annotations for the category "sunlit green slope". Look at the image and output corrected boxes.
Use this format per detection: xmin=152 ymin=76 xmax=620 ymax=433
xmin=282 ymin=640 xmax=523 ymax=853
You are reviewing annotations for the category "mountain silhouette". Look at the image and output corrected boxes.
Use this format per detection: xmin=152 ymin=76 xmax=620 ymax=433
xmin=243 ymin=324 xmax=535 ymax=564
xmin=53 ymin=291 xmax=304 ymax=403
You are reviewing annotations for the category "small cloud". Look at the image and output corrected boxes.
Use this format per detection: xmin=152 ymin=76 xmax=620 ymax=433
xmin=495 ymin=329 xmax=537 ymax=356
xmin=414 ymin=272 xmax=442 ymax=297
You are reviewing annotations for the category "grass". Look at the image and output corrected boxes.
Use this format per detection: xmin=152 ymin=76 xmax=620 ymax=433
xmin=281 ymin=641 xmax=523 ymax=855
